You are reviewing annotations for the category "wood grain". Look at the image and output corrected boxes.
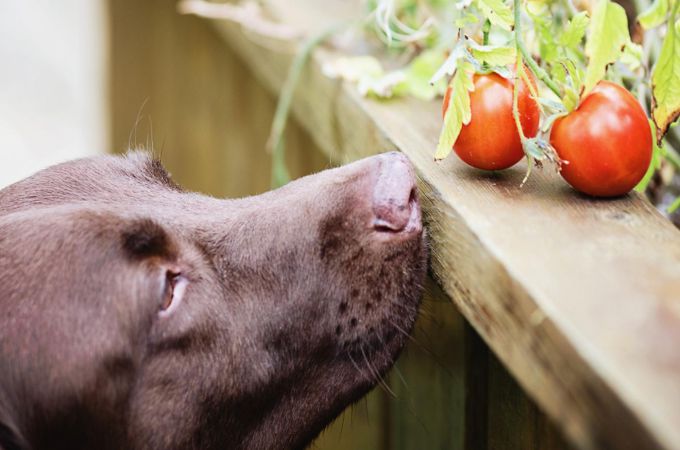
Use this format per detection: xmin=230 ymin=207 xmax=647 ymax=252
xmin=197 ymin=2 xmax=680 ymax=448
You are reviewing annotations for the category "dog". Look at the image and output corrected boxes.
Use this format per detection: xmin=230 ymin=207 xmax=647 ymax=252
xmin=0 ymin=151 xmax=427 ymax=449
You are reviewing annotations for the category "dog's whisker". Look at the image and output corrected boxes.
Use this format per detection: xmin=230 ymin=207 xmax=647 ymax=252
xmin=360 ymin=344 xmax=396 ymax=398
xmin=347 ymin=350 xmax=373 ymax=384
xmin=386 ymin=318 xmax=456 ymax=380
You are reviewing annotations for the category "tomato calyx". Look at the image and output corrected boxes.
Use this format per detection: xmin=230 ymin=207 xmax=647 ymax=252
xmin=510 ymin=64 xmax=567 ymax=184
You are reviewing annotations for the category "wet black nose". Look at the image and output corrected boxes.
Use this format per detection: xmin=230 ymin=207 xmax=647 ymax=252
xmin=372 ymin=152 xmax=421 ymax=234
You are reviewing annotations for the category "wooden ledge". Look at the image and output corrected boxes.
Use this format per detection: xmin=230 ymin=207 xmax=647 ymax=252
xmin=183 ymin=1 xmax=680 ymax=448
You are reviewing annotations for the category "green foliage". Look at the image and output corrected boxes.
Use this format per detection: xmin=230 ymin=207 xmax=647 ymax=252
xmin=322 ymin=51 xmax=447 ymax=100
xmin=400 ymin=50 xmax=449 ymax=100
xmin=435 ymin=61 xmax=475 ymax=160
xmin=650 ymin=5 xmax=680 ymax=140
xmin=638 ymin=0 xmax=670 ymax=29
xmin=354 ymin=0 xmax=679 ymax=182
xmin=476 ymin=0 xmax=514 ymax=30
xmin=559 ymin=12 xmax=589 ymax=49
xmin=669 ymin=196 xmax=680 ymax=213
xmin=468 ymin=41 xmax=517 ymax=66
xmin=635 ymin=120 xmax=663 ymax=192
xmin=583 ymin=0 xmax=630 ymax=97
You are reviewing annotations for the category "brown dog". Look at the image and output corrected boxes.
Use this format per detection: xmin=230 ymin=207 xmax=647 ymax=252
xmin=0 ymin=151 xmax=427 ymax=450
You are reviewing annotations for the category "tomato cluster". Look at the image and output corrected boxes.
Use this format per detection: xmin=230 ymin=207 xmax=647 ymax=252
xmin=443 ymin=70 xmax=540 ymax=171
xmin=442 ymin=75 xmax=652 ymax=197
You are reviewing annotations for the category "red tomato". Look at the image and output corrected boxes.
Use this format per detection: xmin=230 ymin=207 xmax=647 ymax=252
xmin=443 ymin=70 xmax=540 ymax=170
xmin=550 ymin=81 xmax=652 ymax=197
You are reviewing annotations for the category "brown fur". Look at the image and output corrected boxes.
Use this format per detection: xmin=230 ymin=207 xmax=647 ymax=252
xmin=0 ymin=151 xmax=427 ymax=450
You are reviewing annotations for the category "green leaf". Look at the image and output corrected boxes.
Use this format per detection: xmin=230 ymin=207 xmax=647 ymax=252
xmin=635 ymin=120 xmax=662 ymax=192
xmin=358 ymin=71 xmax=407 ymax=98
xmin=401 ymin=49 xmax=448 ymax=100
xmin=584 ymin=0 xmax=630 ymax=97
xmin=559 ymin=11 xmax=589 ymax=49
xmin=532 ymin=15 xmax=560 ymax=64
xmin=638 ymin=0 xmax=669 ymax=29
xmin=651 ymin=13 xmax=680 ymax=141
xmin=435 ymin=61 xmax=475 ymax=160
xmin=526 ymin=0 xmax=549 ymax=15
xmin=521 ymin=137 xmax=558 ymax=162
xmin=430 ymin=42 xmax=468 ymax=84
xmin=523 ymin=138 xmax=544 ymax=159
xmin=468 ymin=41 xmax=517 ymax=65
xmin=541 ymin=111 xmax=568 ymax=133
xmin=621 ymin=40 xmax=643 ymax=71
xmin=555 ymin=58 xmax=584 ymax=110
xmin=550 ymin=62 xmax=567 ymax=84
xmin=669 ymin=197 xmax=680 ymax=213
xmin=476 ymin=0 xmax=514 ymax=31
xmin=455 ymin=12 xmax=479 ymax=28
xmin=322 ymin=56 xmax=384 ymax=82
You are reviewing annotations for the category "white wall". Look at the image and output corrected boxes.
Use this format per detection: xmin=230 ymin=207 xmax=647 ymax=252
xmin=0 ymin=0 xmax=108 ymax=188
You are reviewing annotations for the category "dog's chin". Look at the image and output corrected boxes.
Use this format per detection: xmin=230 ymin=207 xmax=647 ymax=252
xmin=244 ymin=233 xmax=427 ymax=450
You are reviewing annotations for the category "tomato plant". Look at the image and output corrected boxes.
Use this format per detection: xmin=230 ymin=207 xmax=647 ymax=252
xmin=263 ymin=0 xmax=680 ymax=208
xmin=349 ymin=0 xmax=679 ymax=204
xmin=442 ymin=69 xmax=539 ymax=171
xmin=550 ymin=81 xmax=652 ymax=197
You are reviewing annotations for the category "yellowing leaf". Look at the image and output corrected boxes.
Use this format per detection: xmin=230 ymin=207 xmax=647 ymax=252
xmin=435 ymin=62 xmax=475 ymax=160
xmin=559 ymin=11 xmax=589 ymax=49
xmin=477 ymin=0 xmax=514 ymax=31
xmin=322 ymin=56 xmax=384 ymax=82
xmin=430 ymin=43 xmax=468 ymax=85
xmin=621 ymin=40 xmax=643 ymax=71
xmin=638 ymin=0 xmax=669 ymax=29
xmin=651 ymin=14 xmax=680 ymax=141
xmin=584 ymin=0 xmax=630 ymax=97
xmin=468 ymin=41 xmax=517 ymax=65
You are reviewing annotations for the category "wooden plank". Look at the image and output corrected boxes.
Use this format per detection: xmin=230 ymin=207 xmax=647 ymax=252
xmin=464 ymin=321 xmax=572 ymax=450
xmin=109 ymin=0 xmax=328 ymax=197
xmin=184 ymin=2 xmax=680 ymax=448
xmin=387 ymin=279 xmax=465 ymax=450
xmin=486 ymin=347 xmax=572 ymax=450
xmin=464 ymin=321 xmax=490 ymax=450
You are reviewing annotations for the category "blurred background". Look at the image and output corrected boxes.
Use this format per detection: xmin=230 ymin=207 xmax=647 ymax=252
xmin=0 ymin=1 xmax=107 ymax=187
xmin=0 ymin=1 xmax=569 ymax=448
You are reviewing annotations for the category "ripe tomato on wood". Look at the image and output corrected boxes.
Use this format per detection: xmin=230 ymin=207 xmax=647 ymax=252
xmin=442 ymin=69 xmax=540 ymax=171
xmin=550 ymin=81 xmax=652 ymax=197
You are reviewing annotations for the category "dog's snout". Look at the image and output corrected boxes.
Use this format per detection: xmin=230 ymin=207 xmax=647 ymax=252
xmin=372 ymin=152 xmax=421 ymax=234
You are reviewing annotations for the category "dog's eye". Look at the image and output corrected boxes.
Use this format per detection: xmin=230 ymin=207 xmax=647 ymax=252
xmin=159 ymin=270 xmax=187 ymax=317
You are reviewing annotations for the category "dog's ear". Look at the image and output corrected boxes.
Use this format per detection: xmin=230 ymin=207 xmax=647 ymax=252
xmin=0 ymin=420 xmax=26 ymax=450
xmin=121 ymin=218 xmax=175 ymax=261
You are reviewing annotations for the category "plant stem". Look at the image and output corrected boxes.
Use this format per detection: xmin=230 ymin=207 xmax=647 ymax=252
xmin=664 ymin=127 xmax=680 ymax=171
xmin=482 ymin=19 xmax=491 ymax=45
xmin=515 ymin=66 xmax=534 ymax=185
xmin=512 ymin=0 xmax=528 ymax=143
xmin=268 ymin=21 xmax=350 ymax=188
xmin=512 ymin=0 xmax=562 ymax=98
xmin=512 ymin=54 xmax=527 ymax=142
xmin=518 ymin=44 xmax=562 ymax=97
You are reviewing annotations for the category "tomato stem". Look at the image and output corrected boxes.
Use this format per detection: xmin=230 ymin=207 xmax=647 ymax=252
xmin=512 ymin=57 xmax=527 ymax=143
xmin=512 ymin=0 xmax=562 ymax=98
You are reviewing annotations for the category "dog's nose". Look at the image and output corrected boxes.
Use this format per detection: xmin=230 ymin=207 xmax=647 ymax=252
xmin=372 ymin=152 xmax=421 ymax=234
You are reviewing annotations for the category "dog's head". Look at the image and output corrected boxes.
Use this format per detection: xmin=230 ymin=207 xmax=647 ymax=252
xmin=0 ymin=151 xmax=427 ymax=449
